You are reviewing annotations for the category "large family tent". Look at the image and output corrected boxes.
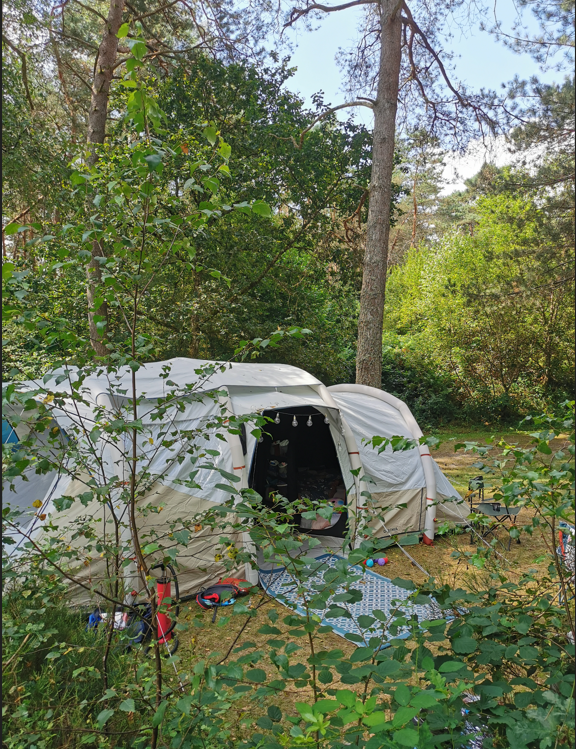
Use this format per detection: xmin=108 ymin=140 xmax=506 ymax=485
xmin=3 ymin=358 xmax=463 ymax=604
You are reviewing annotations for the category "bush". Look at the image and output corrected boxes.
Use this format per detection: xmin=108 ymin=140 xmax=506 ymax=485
xmin=381 ymin=335 xmax=458 ymax=427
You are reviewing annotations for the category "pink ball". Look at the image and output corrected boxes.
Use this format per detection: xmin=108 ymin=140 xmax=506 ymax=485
xmin=377 ymin=557 xmax=387 ymax=566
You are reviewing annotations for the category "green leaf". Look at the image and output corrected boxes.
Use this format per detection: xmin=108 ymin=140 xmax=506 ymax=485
xmin=177 ymin=695 xmax=193 ymax=714
xmin=393 ymin=727 xmax=419 ymax=746
xmin=257 ymin=716 xmax=274 ymax=730
xmin=71 ymin=171 xmax=88 ymax=185
xmin=2 ymin=262 xmax=14 ymax=280
xmin=314 ymin=699 xmax=338 ymax=714
xmin=358 ymin=615 xmax=376 ymax=628
xmin=3 ymin=224 xmax=21 ymax=236
xmin=125 ymin=57 xmax=139 ymax=72
xmin=96 ymin=709 xmax=114 ymax=728
xmin=390 ymin=577 xmax=417 ymax=590
xmin=203 ymin=126 xmax=218 ymax=145
xmin=375 ymin=659 xmax=401 ymax=677
xmin=438 ymin=660 xmax=466 ymax=673
xmin=218 ymin=141 xmax=232 ymax=160
xmin=151 ymin=700 xmax=168 ymax=727
xmin=129 ymin=40 xmax=147 ymax=60
xmin=258 ymin=625 xmax=281 ymax=635
xmin=349 ymin=647 xmax=373 ymax=663
xmin=142 ymin=542 xmax=160 ymax=555
xmin=452 ymin=636 xmax=477 ymax=654
xmin=392 ymin=706 xmax=419 ymax=726
xmin=537 ymin=441 xmax=552 ymax=455
xmin=295 ymin=703 xmax=315 ymax=722
xmin=518 ymin=645 xmax=538 ymax=660
xmin=410 ymin=691 xmax=440 ymax=708
xmin=144 ymin=154 xmax=162 ymax=171
xmin=202 ymin=177 xmax=219 ymax=193
xmin=246 ymin=669 xmax=267 ymax=682
xmin=252 ymin=200 xmax=271 ymax=217
xmin=267 ymin=705 xmax=282 ymax=722
xmin=119 ymin=699 xmax=135 ymax=712
xmin=336 ymin=690 xmax=356 ymax=708
xmin=394 ymin=685 xmax=411 ymax=706
xmin=514 ymin=692 xmax=533 ymax=708
xmin=117 ymin=22 xmax=130 ymax=38
xmin=363 ymin=711 xmax=387 ymax=727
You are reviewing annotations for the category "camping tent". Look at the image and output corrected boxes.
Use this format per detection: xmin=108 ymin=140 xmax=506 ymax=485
xmin=3 ymin=358 xmax=463 ymax=604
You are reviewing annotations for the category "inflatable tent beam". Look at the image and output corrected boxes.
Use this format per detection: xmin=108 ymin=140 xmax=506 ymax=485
xmin=312 ymin=384 xmax=369 ymax=547
xmin=327 ymin=384 xmax=437 ymax=545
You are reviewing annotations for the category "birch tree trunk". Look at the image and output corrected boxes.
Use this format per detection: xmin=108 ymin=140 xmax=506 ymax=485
xmin=355 ymin=1 xmax=402 ymax=387
xmin=86 ymin=0 xmax=126 ymax=356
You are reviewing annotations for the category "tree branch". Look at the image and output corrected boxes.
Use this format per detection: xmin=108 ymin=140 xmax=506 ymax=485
xmin=285 ymin=0 xmax=378 ymax=28
xmin=2 ymin=35 xmax=35 ymax=110
xmin=128 ymin=0 xmax=181 ymax=21
xmin=2 ymin=201 xmax=43 ymax=233
xmin=112 ymin=41 xmax=206 ymax=70
xmin=291 ymin=100 xmax=373 ymax=149
xmin=400 ymin=2 xmax=466 ymax=109
xmin=48 ymin=27 xmax=100 ymax=52
xmin=72 ymin=0 xmax=108 ymax=23
xmin=50 ymin=0 xmax=71 ymax=16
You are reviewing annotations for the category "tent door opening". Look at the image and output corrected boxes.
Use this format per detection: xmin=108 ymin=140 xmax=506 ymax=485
xmin=248 ymin=406 xmax=348 ymax=538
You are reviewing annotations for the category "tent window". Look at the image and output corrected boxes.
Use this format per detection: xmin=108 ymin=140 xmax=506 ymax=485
xmin=2 ymin=420 xmax=18 ymax=445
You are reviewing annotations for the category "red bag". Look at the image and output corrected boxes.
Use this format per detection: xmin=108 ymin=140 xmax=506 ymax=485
xmin=218 ymin=577 xmax=252 ymax=595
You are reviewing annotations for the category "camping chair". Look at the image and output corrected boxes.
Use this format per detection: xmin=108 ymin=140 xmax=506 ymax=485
xmin=474 ymin=502 xmax=521 ymax=551
xmin=467 ymin=476 xmax=521 ymax=551
xmin=466 ymin=476 xmax=485 ymax=512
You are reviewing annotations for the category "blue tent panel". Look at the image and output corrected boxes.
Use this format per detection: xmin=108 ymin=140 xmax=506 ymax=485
xmin=2 ymin=420 xmax=19 ymax=445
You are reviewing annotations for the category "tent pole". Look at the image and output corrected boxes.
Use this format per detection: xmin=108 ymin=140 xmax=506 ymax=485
xmin=327 ymin=384 xmax=436 ymax=545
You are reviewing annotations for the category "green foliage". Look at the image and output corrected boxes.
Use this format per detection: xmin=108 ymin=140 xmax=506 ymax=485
xmin=385 ymin=189 xmax=574 ymax=423
xmin=3 ymin=397 xmax=574 ymax=747
xmin=380 ymin=332 xmax=457 ymax=427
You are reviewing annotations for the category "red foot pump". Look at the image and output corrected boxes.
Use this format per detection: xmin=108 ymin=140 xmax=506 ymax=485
xmin=156 ymin=576 xmax=173 ymax=644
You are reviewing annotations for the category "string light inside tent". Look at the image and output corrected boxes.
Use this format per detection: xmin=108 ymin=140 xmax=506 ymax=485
xmin=262 ymin=412 xmax=335 ymax=430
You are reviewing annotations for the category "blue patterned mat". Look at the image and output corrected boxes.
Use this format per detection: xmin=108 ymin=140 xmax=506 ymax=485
xmin=259 ymin=553 xmax=437 ymax=646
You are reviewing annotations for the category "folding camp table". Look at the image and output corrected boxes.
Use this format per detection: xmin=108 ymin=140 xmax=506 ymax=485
xmin=471 ymin=501 xmax=521 ymax=551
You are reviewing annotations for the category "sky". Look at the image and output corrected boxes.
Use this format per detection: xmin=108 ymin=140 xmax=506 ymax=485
xmin=273 ymin=1 xmax=565 ymax=192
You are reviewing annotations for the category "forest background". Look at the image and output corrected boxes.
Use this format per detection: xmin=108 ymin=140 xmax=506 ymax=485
xmin=2 ymin=0 xmax=574 ymax=427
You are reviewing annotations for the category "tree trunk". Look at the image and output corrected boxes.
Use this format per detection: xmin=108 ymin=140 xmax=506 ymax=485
xmin=86 ymin=0 xmax=126 ymax=356
xmin=411 ymin=173 xmax=418 ymax=247
xmin=355 ymin=1 xmax=402 ymax=387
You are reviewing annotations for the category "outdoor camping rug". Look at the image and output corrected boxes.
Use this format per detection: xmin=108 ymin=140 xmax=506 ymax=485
xmin=258 ymin=553 xmax=440 ymax=646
